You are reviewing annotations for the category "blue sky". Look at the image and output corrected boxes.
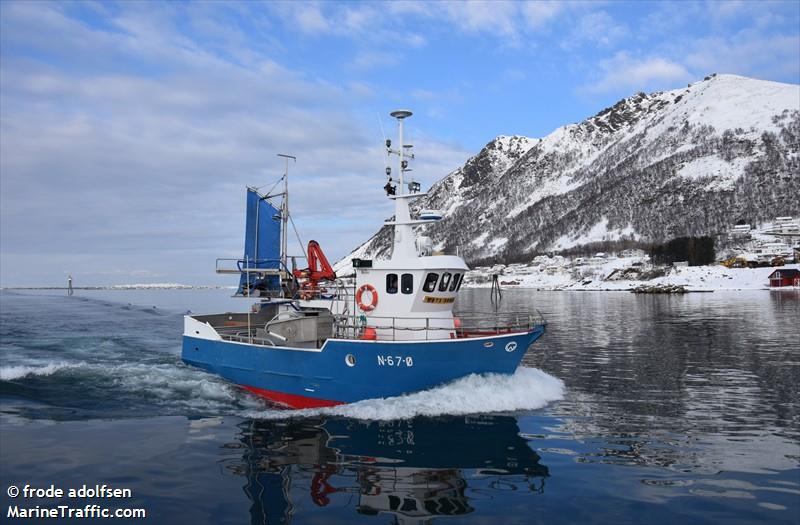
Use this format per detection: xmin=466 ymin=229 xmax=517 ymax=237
xmin=1 ymin=1 xmax=798 ymax=286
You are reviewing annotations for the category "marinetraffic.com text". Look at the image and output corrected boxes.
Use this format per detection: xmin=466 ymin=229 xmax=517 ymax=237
xmin=6 ymin=484 xmax=146 ymax=520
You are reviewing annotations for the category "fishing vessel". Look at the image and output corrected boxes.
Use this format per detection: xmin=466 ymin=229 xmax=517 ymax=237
xmin=181 ymin=110 xmax=546 ymax=408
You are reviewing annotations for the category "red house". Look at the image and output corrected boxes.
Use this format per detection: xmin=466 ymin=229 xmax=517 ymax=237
xmin=768 ymin=269 xmax=800 ymax=287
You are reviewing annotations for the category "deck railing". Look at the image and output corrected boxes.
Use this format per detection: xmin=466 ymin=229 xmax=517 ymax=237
xmin=333 ymin=310 xmax=546 ymax=341
xmin=215 ymin=257 xmax=287 ymax=275
xmin=211 ymin=310 xmax=546 ymax=346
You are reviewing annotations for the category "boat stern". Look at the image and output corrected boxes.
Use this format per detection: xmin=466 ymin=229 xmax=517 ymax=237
xmin=181 ymin=315 xmax=223 ymax=369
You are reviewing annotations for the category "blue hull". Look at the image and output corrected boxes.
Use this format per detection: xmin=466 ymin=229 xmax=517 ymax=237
xmin=181 ymin=327 xmax=545 ymax=407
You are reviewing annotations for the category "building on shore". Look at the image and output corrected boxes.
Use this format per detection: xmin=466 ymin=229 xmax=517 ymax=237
xmin=767 ymin=269 xmax=800 ymax=288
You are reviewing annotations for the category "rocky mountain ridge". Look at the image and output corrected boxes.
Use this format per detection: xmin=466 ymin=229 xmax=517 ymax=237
xmin=340 ymin=74 xmax=800 ymax=268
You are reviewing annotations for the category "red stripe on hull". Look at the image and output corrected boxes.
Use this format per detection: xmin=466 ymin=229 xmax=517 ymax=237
xmin=242 ymin=385 xmax=344 ymax=409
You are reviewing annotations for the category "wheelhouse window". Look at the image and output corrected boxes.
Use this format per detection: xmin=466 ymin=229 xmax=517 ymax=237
xmin=423 ymin=273 xmax=439 ymax=292
xmin=456 ymin=273 xmax=465 ymax=291
xmin=401 ymin=273 xmax=414 ymax=294
xmin=449 ymin=273 xmax=461 ymax=291
xmin=439 ymin=272 xmax=452 ymax=292
xmin=386 ymin=273 xmax=398 ymax=294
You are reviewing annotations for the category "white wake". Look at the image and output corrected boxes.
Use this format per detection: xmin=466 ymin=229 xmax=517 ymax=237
xmin=0 ymin=362 xmax=76 ymax=381
xmin=242 ymin=367 xmax=565 ymax=421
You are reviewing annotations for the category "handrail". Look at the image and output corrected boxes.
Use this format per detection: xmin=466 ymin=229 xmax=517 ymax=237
xmin=333 ymin=310 xmax=545 ymax=341
xmin=295 ymin=281 xmax=354 ymax=301
xmin=215 ymin=258 xmax=289 ymax=274
xmin=209 ymin=309 xmax=545 ymax=344
xmin=222 ymin=333 xmax=277 ymax=346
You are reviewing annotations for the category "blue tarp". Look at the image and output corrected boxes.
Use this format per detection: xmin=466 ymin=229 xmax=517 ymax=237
xmin=237 ymin=188 xmax=282 ymax=295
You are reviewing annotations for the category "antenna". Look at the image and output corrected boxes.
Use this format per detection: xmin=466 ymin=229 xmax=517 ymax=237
xmin=385 ymin=109 xmax=426 ymax=260
xmin=389 ymin=110 xmax=414 ymax=194
xmin=377 ymin=112 xmax=391 ymax=178
xmin=377 ymin=112 xmax=388 ymax=147
xmin=277 ymin=154 xmax=296 ymax=269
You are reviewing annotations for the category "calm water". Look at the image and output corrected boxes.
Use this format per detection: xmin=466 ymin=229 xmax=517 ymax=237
xmin=1 ymin=288 xmax=798 ymax=524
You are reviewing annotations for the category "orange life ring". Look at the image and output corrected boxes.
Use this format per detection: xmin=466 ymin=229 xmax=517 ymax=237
xmin=356 ymin=284 xmax=378 ymax=311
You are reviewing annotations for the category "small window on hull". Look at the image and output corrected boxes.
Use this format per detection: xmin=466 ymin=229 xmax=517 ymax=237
xmin=386 ymin=274 xmax=398 ymax=294
xmin=439 ymin=272 xmax=452 ymax=292
xmin=401 ymin=273 xmax=413 ymax=294
xmin=450 ymin=273 xmax=461 ymax=291
xmin=423 ymin=273 xmax=439 ymax=292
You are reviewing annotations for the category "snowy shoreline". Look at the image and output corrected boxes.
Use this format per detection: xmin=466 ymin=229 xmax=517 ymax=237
xmin=4 ymin=263 xmax=798 ymax=292
xmin=463 ymin=260 xmax=799 ymax=292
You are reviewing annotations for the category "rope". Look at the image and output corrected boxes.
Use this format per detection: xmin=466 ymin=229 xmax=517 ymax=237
xmin=256 ymin=174 xmax=285 ymax=196
xmin=288 ymin=213 xmax=307 ymax=260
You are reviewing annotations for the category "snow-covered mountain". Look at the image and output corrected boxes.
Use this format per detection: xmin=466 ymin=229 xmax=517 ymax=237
xmin=344 ymin=74 xmax=800 ymax=267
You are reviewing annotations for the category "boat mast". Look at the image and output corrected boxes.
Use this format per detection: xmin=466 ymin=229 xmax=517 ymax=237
xmin=277 ymin=153 xmax=295 ymax=270
xmin=395 ymin=111 xmax=408 ymax=195
xmin=388 ymin=110 xmax=416 ymax=260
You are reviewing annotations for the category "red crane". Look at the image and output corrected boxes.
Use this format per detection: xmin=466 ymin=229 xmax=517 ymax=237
xmin=292 ymin=240 xmax=336 ymax=299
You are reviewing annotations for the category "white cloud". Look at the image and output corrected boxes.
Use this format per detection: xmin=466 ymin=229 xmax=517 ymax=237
xmin=439 ymin=1 xmax=519 ymax=38
xmin=0 ymin=3 xmax=470 ymax=286
xmin=563 ymin=10 xmax=629 ymax=50
xmin=583 ymin=52 xmax=692 ymax=94
xmin=685 ymin=34 xmax=800 ymax=81
xmin=341 ymin=4 xmax=374 ymax=32
xmin=386 ymin=1 xmax=433 ymax=17
xmin=2 ymin=0 xmax=797 ymax=285
xmin=521 ymin=1 xmax=564 ymax=30
xmin=404 ymin=33 xmax=428 ymax=48
xmin=580 ymin=1 xmax=800 ymax=98
xmin=348 ymin=81 xmax=375 ymax=99
xmin=383 ymin=0 xmax=570 ymax=41
xmin=349 ymin=50 xmax=401 ymax=70
xmin=293 ymin=4 xmax=330 ymax=33
xmin=265 ymin=1 xmax=589 ymax=49
xmin=712 ymin=0 xmax=747 ymax=19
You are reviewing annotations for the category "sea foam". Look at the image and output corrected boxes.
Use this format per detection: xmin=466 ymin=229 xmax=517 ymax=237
xmin=0 ymin=362 xmax=75 ymax=381
xmin=243 ymin=367 xmax=565 ymax=421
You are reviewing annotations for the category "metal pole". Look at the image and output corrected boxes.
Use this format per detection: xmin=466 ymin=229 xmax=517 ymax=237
xmin=388 ymin=110 xmax=412 ymax=260
xmin=283 ymin=158 xmax=288 ymax=268
xmin=398 ymin=118 xmax=404 ymax=195
xmin=246 ymin=255 xmax=251 ymax=343
xmin=254 ymin=190 xmax=259 ymax=270
xmin=277 ymin=154 xmax=296 ymax=272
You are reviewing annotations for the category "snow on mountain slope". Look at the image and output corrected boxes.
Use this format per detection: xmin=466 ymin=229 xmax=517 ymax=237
xmin=345 ymin=74 xmax=800 ymax=266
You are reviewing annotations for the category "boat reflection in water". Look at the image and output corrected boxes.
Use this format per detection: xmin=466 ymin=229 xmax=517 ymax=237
xmin=227 ymin=416 xmax=549 ymax=525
